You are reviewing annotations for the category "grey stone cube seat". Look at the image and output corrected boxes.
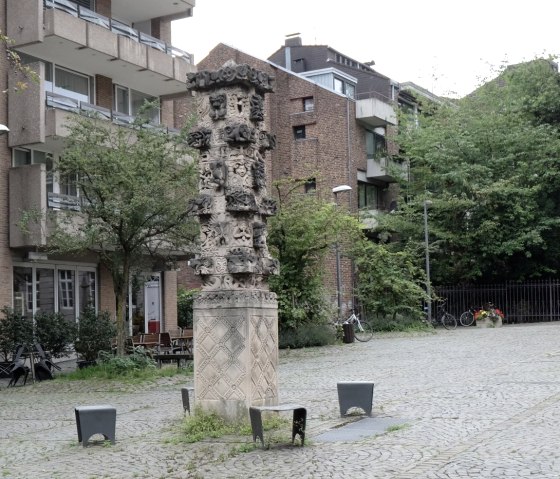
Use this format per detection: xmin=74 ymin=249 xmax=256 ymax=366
xmin=337 ymin=381 xmax=374 ymax=416
xmin=75 ymin=405 xmax=116 ymax=447
xmin=249 ymin=404 xmax=307 ymax=448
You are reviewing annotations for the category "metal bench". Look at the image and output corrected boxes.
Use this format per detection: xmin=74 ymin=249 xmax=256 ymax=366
xmin=75 ymin=405 xmax=116 ymax=447
xmin=337 ymin=381 xmax=374 ymax=416
xmin=249 ymin=404 xmax=307 ymax=448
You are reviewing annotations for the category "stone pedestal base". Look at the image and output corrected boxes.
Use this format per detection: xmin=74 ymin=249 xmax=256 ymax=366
xmin=193 ymin=290 xmax=279 ymax=421
xmin=477 ymin=316 xmax=503 ymax=328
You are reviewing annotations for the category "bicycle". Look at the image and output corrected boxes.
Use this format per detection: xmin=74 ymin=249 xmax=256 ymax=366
xmin=459 ymin=306 xmax=480 ymax=327
xmin=333 ymin=310 xmax=374 ymax=342
xmin=426 ymin=299 xmax=457 ymax=330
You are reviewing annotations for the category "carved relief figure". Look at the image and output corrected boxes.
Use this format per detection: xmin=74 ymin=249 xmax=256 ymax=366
xmin=209 ymin=159 xmax=227 ymax=188
xmin=214 ymin=221 xmax=229 ymax=246
xmin=252 ymin=222 xmax=266 ymax=249
xmin=187 ymin=64 xmax=275 ymax=92
xmin=228 ymin=158 xmax=251 ymax=188
xmin=187 ymin=194 xmax=213 ymax=216
xmin=233 ymin=223 xmax=252 ymax=246
xmin=226 ymin=188 xmax=257 ymax=212
xmin=190 ymin=256 xmax=214 ymax=275
xmin=259 ymin=131 xmax=277 ymax=151
xmin=209 ymin=93 xmax=227 ymax=121
xmin=262 ymin=257 xmax=280 ymax=275
xmin=200 ymin=223 xmax=218 ymax=251
xmin=187 ymin=128 xmax=212 ymax=150
xmin=250 ymin=94 xmax=264 ymax=122
xmin=214 ymin=257 xmax=228 ymax=274
xmin=252 ymin=159 xmax=266 ymax=191
xmin=224 ymin=124 xmax=256 ymax=144
xmin=227 ymin=249 xmax=258 ymax=274
xmin=259 ymin=197 xmax=278 ymax=216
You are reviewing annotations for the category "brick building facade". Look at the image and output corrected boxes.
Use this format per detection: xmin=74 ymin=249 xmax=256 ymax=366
xmin=0 ymin=0 xmax=195 ymax=333
xmin=175 ymin=40 xmax=413 ymax=314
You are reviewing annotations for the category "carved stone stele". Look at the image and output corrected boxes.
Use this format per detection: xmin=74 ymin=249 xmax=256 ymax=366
xmin=188 ymin=63 xmax=279 ymax=420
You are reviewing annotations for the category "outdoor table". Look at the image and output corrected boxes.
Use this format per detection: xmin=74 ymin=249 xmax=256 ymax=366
xmin=170 ymin=334 xmax=193 ymax=355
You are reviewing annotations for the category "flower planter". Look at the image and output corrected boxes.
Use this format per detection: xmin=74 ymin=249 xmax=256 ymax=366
xmin=476 ymin=316 xmax=502 ymax=328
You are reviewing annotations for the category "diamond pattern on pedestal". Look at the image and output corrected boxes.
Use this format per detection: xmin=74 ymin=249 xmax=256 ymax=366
xmin=196 ymin=314 xmax=248 ymax=401
xmin=250 ymin=314 xmax=278 ymax=401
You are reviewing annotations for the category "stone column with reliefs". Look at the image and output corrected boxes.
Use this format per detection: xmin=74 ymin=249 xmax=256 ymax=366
xmin=186 ymin=63 xmax=279 ymax=420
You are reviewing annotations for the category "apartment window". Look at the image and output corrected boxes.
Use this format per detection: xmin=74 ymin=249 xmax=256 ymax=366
xmin=333 ymin=77 xmax=356 ymax=99
xmin=303 ymin=97 xmax=314 ymax=112
xmin=114 ymin=85 xmax=159 ymax=123
xmin=304 ymin=178 xmax=316 ymax=193
xmin=366 ymin=130 xmax=386 ymax=160
xmin=293 ymin=125 xmax=306 ymax=140
xmin=13 ymin=264 xmax=97 ymax=322
xmin=334 ymin=77 xmax=344 ymax=95
xmin=60 ymin=172 xmax=78 ymax=197
xmin=59 ymin=270 xmax=75 ymax=309
xmin=358 ymin=181 xmax=380 ymax=210
xmin=45 ymin=64 xmax=92 ymax=103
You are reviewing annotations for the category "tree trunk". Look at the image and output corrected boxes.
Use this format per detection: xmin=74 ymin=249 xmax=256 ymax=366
xmin=115 ymin=260 xmax=130 ymax=357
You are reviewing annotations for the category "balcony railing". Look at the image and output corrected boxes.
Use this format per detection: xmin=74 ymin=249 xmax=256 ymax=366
xmin=46 ymin=91 xmax=181 ymax=134
xmin=48 ymin=191 xmax=82 ymax=211
xmin=43 ymin=0 xmax=193 ymax=64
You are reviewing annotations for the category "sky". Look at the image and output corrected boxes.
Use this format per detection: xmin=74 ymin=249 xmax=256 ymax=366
xmin=172 ymin=0 xmax=560 ymax=98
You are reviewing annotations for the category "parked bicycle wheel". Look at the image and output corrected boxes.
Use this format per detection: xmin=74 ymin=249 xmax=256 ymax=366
xmin=442 ymin=313 xmax=457 ymax=330
xmin=459 ymin=311 xmax=475 ymax=327
xmin=353 ymin=321 xmax=374 ymax=342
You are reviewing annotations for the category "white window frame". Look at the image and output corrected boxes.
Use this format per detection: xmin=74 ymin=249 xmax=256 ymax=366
xmin=13 ymin=262 xmax=98 ymax=322
xmin=46 ymin=64 xmax=92 ymax=104
xmin=113 ymin=84 xmax=160 ymax=124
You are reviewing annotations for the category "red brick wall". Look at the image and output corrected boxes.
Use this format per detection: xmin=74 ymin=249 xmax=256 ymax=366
xmin=176 ymin=43 xmax=377 ymax=310
xmin=177 ymin=261 xmax=202 ymax=291
xmin=95 ymin=0 xmax=111 ymax=17
xmin=0 ymin=0 xmax=13 ymax=307
xmin=95 ymin=74 xmax=113 ymax=110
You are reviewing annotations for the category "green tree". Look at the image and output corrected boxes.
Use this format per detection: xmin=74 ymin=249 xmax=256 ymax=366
xmin=352 ymin=241 xmax=427 ymax=321
xmin=382 ymin=58 xmax=560 ymax=284
xmin=267 ymin=179 xmax=363 ymax=331
xmin=48 ymin=106 xmax=199 ymax=355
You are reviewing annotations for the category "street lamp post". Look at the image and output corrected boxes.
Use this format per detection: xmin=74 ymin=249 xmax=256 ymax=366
xmin=423 ymin=200 xmax=432 ymax=322
xmin=0 ymin=124 xmax=9 ymax=135
xmin=332 ymin=185 xmax=352 ymax=320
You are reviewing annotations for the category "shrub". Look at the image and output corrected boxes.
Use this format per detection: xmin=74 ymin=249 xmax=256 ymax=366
xmin=34 ymin=311 xmax=77 ymax=358
xmin=96 ymin=348 xmax=156 ymax=375
xmin=177 ymin=288 xmax=197 ymax=329
xmin=279 ymin=322 xmax=337 ymax=349
xmin=74 ymin=306 xmax=116 ymax=362
xmin=0 ymin=307 xmax=33 ymax=361
xmin=367 ymin=314 xmax=427 ymax=332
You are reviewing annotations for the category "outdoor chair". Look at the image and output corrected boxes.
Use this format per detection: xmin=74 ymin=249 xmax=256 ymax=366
xmin=158 ymin=332 xmax=179 ymax=354
xmin=33 ymin=343 xmax=61 ymax=381
xmin=0 ymin=361 xmax=11 ymax=378
xmin=8 ymin=345 xmax=30 ymax=387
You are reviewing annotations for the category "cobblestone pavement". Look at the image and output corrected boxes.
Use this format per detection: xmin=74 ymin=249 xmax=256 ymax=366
xmin=2 ymin=323 xmax=560 ymax=478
